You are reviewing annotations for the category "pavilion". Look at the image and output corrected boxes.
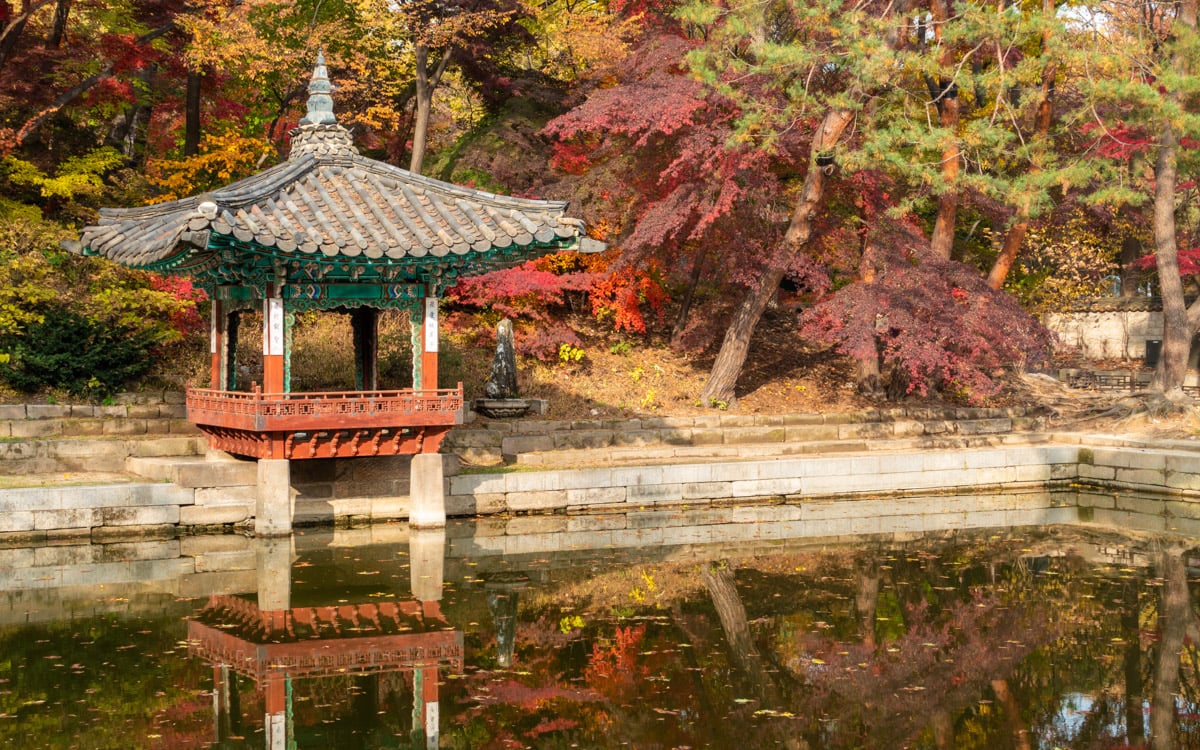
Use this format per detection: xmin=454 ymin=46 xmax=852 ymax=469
xmin=71 ymin=54 xmax=599 ymax=534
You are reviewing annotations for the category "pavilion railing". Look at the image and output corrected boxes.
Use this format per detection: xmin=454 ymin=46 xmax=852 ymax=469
xmin=186 ymin=385 xmax=464 ymax=432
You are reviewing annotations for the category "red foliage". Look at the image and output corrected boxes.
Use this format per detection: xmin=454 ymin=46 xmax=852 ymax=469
xmin=148 ymin=273 xmax=207 ymax=338
xmin=799 ymin=218 xmax=1052 ymax=402
xmin=1133 ymin=246 xmax=1200 ymax=276
xmin=1080 ymin=122 xmax=1155 ymax=160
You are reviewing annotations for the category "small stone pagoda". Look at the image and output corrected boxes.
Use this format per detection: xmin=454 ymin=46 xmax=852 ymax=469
xmin=72 ymin=53 xmax=598 ymax=533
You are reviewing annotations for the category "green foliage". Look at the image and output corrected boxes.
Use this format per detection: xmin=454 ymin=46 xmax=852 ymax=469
xmin=0 ymin=307 xmax=158 ymax=397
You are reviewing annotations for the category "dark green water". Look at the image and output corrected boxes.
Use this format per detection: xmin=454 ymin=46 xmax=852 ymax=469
xmin=1 ymin=520 xmax=1198 ymax=749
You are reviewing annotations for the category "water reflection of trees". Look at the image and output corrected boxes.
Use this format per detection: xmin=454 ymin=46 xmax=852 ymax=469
xmin=446 ymin=531 xmax=1200 ymax=749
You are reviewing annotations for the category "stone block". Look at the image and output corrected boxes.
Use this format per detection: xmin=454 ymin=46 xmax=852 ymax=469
xmin=682 ymin=481 xmax=733 ymax=501
xmin=66 ymin=419 xmax=104 ymax=435
xmin=1166 ymin=470 xmax=1200 ymax=492
xmin=100 ymin=505 xmax=179 ymax=526
xmin=163 ymin=391 xmax=186 ymax=404
xmin=98 ymin=405 xmax=127 ymax=418
xmin=1050 ymin=463 xmax=1078 ymax=481
xmin=626 ymin=483 xmax=684 ymax=504
xmin=31 ymin=544 xmax=92 ymax=567
xmin=515 ymin=419 xmax=571 ymax=434
xmin=784 ymin=424 xmax=840 ymax=442
xmin=612 ymin=430 xmax=665 ymax=447
xmin=9 ymin=420 xmax=62 ymax=438
xmin=566 ymin=486 xmax=627 ymax=506
xmin=168 ymin=420 xmax=201 ymax=434
xmin=610 ymin=466 xmax=666 ymax=488
xmin=661 ymin=429 xmax=694 ymax=446
xmin=176 ymin=460 xmax=258 ymax=488
xmin=506 ymin=490 xmax=567 ymax=512
xmin=0 ymin=405 xmax=26 ymax=420
xmin=447 ymin=493 xmax=506 ymax=516
xmin=609 ymin=527 xmax=665 ymax=547
xmin=1078 ymin=464 xmax=1116 ymax=482
xmin=661 ymin=525 xmax=714 ymax=546
xmin=33 ymin=508 xmax=95 ymax=530
xmin=26 ymin=404 xmax=71 ymax=419
xmin=722 ymin=427 xmax=785 ymax=445
xmin=553 ymin=430 xmax=615 ymax=450
xmin=447 ymin=429 xmax=504 ymax=449
xmin=1114 ymin=467 xmax=1166 ymax=487
xmin=955 ymin=418 xmax=1013 ymax=435
xmin=659 ymin=464 xmax=714 ymax=484
xmin=567 ymin=515 xmax=627 ymax=532
xmin=0 ymin=511 xmax=34 ymax=533
xmin=838 ymin=422 xmax=893 ymax=440
xmin=157 ymin=404 xmax=188 ymax=419
xmin=729 ymin=478 xmax=799 ymax=498
xmin=1092 ymin=448 xmax=1166 ymax=471
xmin=501 ymin=435 xmax=555 ymax=456
xmin=126 ymin=404 xmax=161 ymax=419
xmin=102 ymin=419 xmax=148 ymax=436
xmin=180 ymin=504 xmax=251 ymax=526
xmin=689 ymin=429 xmax=725 ymax=446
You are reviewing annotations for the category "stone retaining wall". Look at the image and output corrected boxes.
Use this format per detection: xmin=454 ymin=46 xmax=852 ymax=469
xmin=447 ymin=406 xmax=1045 ymax=465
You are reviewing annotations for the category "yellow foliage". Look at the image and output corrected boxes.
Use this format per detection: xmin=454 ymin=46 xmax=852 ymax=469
xmin=146 ymin=132 xmax=274 ymax=202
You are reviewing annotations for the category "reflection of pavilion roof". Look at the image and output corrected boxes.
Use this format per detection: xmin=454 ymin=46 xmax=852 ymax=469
xmin=70 ymin=53 xmax=601 ymax=282
xmin=187 ymin=595 xmax=463 ymax=684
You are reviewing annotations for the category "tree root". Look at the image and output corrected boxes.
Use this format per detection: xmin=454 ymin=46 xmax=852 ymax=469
xmin=1015 ymin=373 xmax=1200 ymax=432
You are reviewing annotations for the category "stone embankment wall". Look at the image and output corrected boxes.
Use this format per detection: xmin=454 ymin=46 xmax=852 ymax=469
xmin=2 ymin=394 xmax=1200 ymax=540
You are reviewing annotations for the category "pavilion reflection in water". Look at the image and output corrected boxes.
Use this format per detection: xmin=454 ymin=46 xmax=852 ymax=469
xmin=187 ymin=533 xmax=461 ymax=749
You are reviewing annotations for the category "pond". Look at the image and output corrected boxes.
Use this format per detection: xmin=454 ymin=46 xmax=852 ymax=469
xmin=0 ymin=498 xmax=1198 ymax=749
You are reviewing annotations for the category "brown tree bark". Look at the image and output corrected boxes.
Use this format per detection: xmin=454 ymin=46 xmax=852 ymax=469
xmin=409 ymin=44 xmax=452 ymax=175
xmin=1120 ymin=236 xmax=1143 ymax=297
xmin=1123 ymin=582 xmax=1144 ymax=746
xmin=671 ymin=247 xmax=708 ymax=346
xmin=1150 ymin=547 xmax=1189 ymax=750
xmin=928 ymin=0 xmax=960 ymax=261
xmin=1150 ymin=0 xmax=1197 ymax=394
xmin=699 ymin=108 xmax=854 ymax=405
xmin=44 ymin=0 xmax=67 ymax=48
xmin=986 ymin=0 xmax=1057 ymax=290
xmin=184 ymin=68 xmax=202 ymax=157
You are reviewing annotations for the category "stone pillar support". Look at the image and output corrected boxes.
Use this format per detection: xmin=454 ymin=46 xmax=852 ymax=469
xmin=255 ymin=458 xmax=293 ymax=537
xmin=409 ymin=453 xmax=445 ymax=528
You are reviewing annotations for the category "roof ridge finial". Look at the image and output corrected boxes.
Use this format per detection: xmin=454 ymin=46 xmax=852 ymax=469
xmin=299 ymin=49 xmax=337 ymax=126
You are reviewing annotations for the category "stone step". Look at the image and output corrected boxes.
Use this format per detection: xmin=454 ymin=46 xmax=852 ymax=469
xmin=2 ymin=415 xmax=196 ymax=439
xmin=0 ymin=436 xmax=209 ymax=475
xmin=126 ymin=455 xmax=257 ymax=488
xmin=513 ymin=432 xmax=1052 ymax=469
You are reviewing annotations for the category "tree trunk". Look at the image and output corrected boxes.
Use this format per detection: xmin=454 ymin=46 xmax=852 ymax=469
xmin=184 ymin=68 xmax=202 ymax=157
xmin=929 ymin=83 xmax=960 ymax=261
xmin=671 ymin=247 xmax=707 ymax=345
xmin=699 ymin=108 xmax=854 ymax=405
xmin=855 ymin=558 xmax=879 ymax=650
xmin=1150 ymin=0 xmax=1197 ymax=393
xmin=44 ymin=0 xmax=68 ymax=48
xmin=928 ymin=0 xmax=961 ymax=261
xmin=409 ymin=45 xmax=451 ymax=175
xmin=991 ymin=678 xmax=1033 ymax=750
xmin=987 ymin=24 xmax=1056 ymax=289
xmin=1151 ymin=125 xmax=1189 ymax=393
xmin=1150 ymin=548 xmax=1188 ymax=750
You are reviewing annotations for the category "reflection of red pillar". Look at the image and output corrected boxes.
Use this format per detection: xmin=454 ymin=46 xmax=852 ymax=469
xmin=264 ymin=675 xmax=288 ymax=750
xmin=212 ymin=664 xmax=232 ymax=741
xmin=412 ymin=666 xmax=440 ymax=750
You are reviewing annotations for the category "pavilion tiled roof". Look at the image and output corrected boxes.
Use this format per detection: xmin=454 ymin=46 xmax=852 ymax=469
xmin=71 ymin=54 xmax=598 ymax=271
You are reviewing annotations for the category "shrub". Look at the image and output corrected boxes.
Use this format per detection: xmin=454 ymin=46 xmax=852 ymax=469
xmin=0 ymin=307 xmax=158 ymax=397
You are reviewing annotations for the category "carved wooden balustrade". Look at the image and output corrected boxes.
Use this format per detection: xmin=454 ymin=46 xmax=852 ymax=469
xmin=186 ymin=385 xmax=464 ymax=459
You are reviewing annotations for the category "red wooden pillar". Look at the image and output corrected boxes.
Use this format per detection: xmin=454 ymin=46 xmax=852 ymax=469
xmin=262 ymin=290 xmax=285 ymax=394
xmin=209 ymin=299 xmax=224 ymax=390
xmin=420 ymin=293 xmax=438 ymax=391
